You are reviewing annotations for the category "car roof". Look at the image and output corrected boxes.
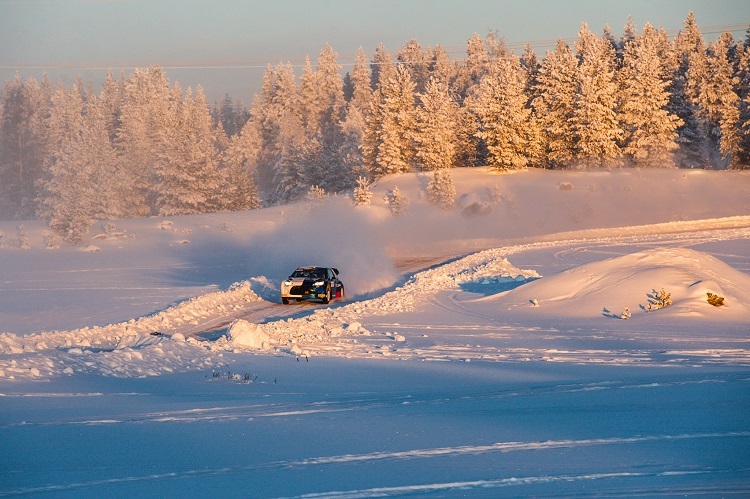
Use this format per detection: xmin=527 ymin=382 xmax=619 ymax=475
xmin=293 ymin=266 xmax=339 ymax=275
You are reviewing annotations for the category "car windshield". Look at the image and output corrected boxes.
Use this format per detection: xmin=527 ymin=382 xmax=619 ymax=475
xmin=291 ymin=268 xmax=325 ymax=279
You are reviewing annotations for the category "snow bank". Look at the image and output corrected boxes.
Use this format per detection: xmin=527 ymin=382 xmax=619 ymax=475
xmin=0 ymin=281 xmax=262 ymax=379
xmin=484 ymin=247 xmax=750 ymax=322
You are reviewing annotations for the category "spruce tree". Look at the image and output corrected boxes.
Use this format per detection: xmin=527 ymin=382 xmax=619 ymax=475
xmin=397 ymin=39 xmax=429 ymax=94
xmin=364 ymin=66 xmax=417 ymax=177
xmin=533 ymin=40 xmax=578 ymax=168
xmin=156 ymin=87 xmax=224 ymax=215
xmin=341 ymin=47 xmax=372 ymax=179
xmin=736 ymin=39 xmax=750 ymax=168
xmin=467 ymin=56 xmax=538 ymax=171
xmin=671 ymin=13 xmax=710 ymax=168
xmin=427 ymin=169 xmax=456 ymax=210
xmin=414 ymin=77 xmax=458 ymax=171
xmin=116 ymin=66 xmax=172 ymax=216
xmin=572 ymin=23 xmax=623 ymax=168
xmin=703 ymin=32 xmax=741 ymax=167
xmin=619 ymin=23 xmax=682 ymax=167
xmin=0 ymin=75 xmax=51 ymax=219
xmin=352 ymin=176 xmax=373 ymax=205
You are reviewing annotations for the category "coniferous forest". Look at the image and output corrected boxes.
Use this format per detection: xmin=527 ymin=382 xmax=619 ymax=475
xmin=1 ymin=13 xmax=749 ymax=242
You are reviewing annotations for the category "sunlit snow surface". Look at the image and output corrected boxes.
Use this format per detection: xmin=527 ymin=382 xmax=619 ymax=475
xmin=1 ymin=168 xmax=749 ymax=496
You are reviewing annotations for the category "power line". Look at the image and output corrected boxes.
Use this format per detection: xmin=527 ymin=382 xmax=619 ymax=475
xmin=1 ymin=22 xmax=747 ymax=72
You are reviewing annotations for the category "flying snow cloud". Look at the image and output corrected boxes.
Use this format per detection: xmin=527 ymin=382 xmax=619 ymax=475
xmin=245 ymin=198 xmax=398 ymax=297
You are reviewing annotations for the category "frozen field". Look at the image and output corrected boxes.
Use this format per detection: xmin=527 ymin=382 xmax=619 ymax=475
xmin=1 ymin=168 xmax=749 ymax=497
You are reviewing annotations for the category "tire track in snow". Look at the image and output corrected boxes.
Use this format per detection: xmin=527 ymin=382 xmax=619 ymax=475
xmin=2 ymin=432 xmax=747 ymax=497
xmin=2 ymin=375 xmax=743 ymax=427
xmin=285 ymin=469 xmax=749 ymax=498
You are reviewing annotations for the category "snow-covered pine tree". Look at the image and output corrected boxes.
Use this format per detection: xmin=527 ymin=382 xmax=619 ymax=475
xmin=340 ymin=47 xmax=372 ymax=181
xmin=703 ymin=32 xmax=741 ymax=167
xmin=352 ymin=176 xmax=373 ymax=205
xmin=213 ymin=93 xmax=247 ymax=138
xmin=459 ymin=33 xmax=491 ymax=95
xmin=313 ymin=44 xmax=351 ymax=192
xmin=426 ymin=168 xmax=456 ymax=210
xmin=37 ymin=83 xmax=95 ymax=242
xmin=0 ymin=75 xmax=52 ymax=219
xmin=156 ymin=87 xmax=224 ymax=215
xmin=467 ymin=55 xmax=539 ymax=171
xmin=98 ymin=71 xmax=124 ymax=144
xmin=221 ymin=108 xmax=263 ymax=210
xmin=671 ymin=13 xmax=710 ymax=168
xmin=299 ymin=55 xmax=322 ymax=137
xmin=116 ymin=66 xmax=172 ymax=217
xmin=619 ymin=23 xmax=682 ymax=167
xmin=736 ymin=37 xmax=750 ymax=168
xmin=371 ymin=43 xmax=396 ymax=91
xmin=272 ymin=105 xmax=312 ymax=203
xmin=384 ymin=186 xmax=409 ymax=215
xmin=533 ymin=40 xmax=578 ymax=168
xmin=37 ymin=81 xmax=84 ymax=209
xmin=429 ymin=44 xmax=457 ymax=86
xmin=397 ymin=39 xmax=429 ymax=94
xmin=572 ymin=23 xmax=623 ymax=168
xmin=366 ymin=66 xmax=417 ymax=178
xmin=16 ymin=225 xmax=30 ymax=250
xmin=414 ymin=77 xmax=458 ymax=171
xmin=361 ymin=87 xmax=385 ymax=178
xmin=81 ymin=95 xmax=123 ymax=221
xmin=520 ymin=43 xmax=539 ymax=96
xmin=255 ymin=62 xmax=306 ymax=200
xmin=349 ymin=47 xmax=373 ymax=116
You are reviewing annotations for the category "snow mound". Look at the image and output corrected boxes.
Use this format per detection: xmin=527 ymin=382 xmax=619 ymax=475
xmin=228 ymin=319 xmax=272 ymax=350
xmin=489 ymin=247 xmax=750 ymax=321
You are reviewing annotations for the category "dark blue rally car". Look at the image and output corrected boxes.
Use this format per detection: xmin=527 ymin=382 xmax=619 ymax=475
xmin=280 ymin=266 xmax=344 ymax=304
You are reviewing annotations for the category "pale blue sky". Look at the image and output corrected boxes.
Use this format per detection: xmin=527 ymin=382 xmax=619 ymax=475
xmin=1 ymin=0 xmax=748 ymax=104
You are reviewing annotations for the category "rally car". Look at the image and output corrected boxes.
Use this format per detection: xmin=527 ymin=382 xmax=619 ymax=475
xmin=280 ymin=266 xmax=344 ymax=304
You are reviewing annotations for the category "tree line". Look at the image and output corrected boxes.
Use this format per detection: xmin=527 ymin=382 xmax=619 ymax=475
xmin=1 ymin=12 xmax=748 ymax=242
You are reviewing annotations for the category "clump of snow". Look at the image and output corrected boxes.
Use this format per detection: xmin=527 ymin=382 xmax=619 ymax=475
xmin=458 ymin=192 xmax=492 ymax=217
xmin=228 ymin=319 xmax=272 ymax=350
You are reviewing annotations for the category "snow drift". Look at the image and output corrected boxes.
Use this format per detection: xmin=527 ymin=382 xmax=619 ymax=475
xmin=481 ymin=247 xmax=750 ymax=322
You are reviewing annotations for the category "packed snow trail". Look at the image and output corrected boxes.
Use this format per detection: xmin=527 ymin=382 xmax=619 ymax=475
xmin=0 ymin=217 xmax=749 ymax=379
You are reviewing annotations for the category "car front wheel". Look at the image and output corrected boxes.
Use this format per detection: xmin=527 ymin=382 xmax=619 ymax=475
xmin=282 ymin=297 xmax=289 ymax=304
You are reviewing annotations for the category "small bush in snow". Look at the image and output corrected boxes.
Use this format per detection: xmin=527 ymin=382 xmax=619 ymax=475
xmin=353 ymin=176 xmax=373 ymax=205
xmin=621 ymin=306 xmax=631 ymax=320
xmin=427 ymin=169 xmax=456 ymax=210
xmin=646 ymin=288 xmax=672 ymax=312
xmin=706 ymin=292 xmax=725 ymax=307
xmin=306 ymin=185 xmax=327 ymax=201
xmin=16 ymin=225 xmax=30 ymax=250
xmin=384 ymin=186 xmax=409 ymax=216
xmin=103 ymin=222 xmax=117 ymax=234
xmin=44 ymin=233 xmax=60 ymax=249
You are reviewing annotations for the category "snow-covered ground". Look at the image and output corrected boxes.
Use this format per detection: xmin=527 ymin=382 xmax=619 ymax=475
xmin=1 ymin=168 xmax=749 ymax=497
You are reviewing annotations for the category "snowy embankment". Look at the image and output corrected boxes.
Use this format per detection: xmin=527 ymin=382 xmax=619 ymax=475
xmin=0 ymin=168 xmax=749 ymax=380
xmin=1 ymin=219 xmax=749 ymax=379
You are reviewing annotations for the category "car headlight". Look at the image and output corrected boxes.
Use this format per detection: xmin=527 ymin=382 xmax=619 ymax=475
xmin=313 ymin=280 xmax=324 ymax=287
xmin=283 ymin=280 xmax=292 ymax=287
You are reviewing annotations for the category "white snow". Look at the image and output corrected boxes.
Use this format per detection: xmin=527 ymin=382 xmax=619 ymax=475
xmin=0 ymin=168 xmax=749 ymax=496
